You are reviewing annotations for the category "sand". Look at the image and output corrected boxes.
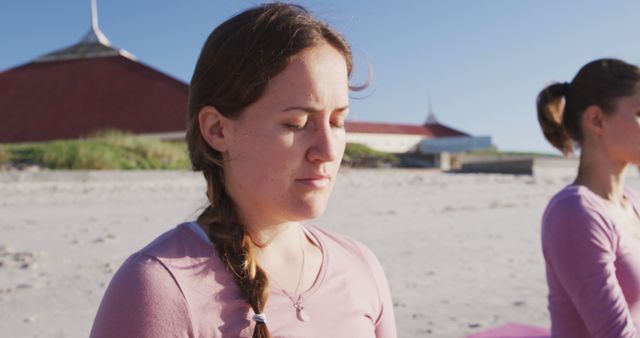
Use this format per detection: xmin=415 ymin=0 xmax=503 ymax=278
xmin=1 ymin=169 xmax=638 ymax=337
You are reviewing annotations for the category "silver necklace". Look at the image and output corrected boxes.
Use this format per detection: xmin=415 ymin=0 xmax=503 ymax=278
xmin=268 ymin=227 xmax=311 ymax=322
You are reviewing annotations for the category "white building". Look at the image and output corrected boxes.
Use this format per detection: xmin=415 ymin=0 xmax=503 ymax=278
xmin=345 ymin=113 xmax=493 ymax=154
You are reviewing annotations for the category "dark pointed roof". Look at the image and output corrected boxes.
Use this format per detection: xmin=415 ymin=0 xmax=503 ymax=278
xmin=425 ymin=112 xmax=438 ymax=124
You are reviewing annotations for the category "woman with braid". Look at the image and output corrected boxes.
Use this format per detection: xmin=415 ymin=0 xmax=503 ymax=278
xmin=90 ymin=3 xmax=396 ymax=338
xmin=538 ymin=58 xmax=640 ymax=337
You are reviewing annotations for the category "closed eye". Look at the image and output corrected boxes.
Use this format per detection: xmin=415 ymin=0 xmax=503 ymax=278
xmin=331 ymin=120 xmax=345 ymax=129
xmin=331 ymin=109 xmax=348 ymax=129
xmin=285 ymin=122 xmax=308 ymax=131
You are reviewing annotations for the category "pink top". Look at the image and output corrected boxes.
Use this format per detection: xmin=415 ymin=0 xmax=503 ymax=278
xmin=90 ymin=223 xmax=397 ymax=338
xmin=542 ymin=185 xmax=640 ymax=337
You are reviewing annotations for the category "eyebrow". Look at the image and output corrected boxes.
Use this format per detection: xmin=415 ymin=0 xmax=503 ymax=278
xmin=281 ymin=105 xmax=349 ymax=113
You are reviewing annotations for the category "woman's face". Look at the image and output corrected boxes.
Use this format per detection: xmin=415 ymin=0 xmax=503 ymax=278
xmin=602 ymin=85 xmax=640 ymax=165
xmin=222 ymin=43 xmax=349 ymax=226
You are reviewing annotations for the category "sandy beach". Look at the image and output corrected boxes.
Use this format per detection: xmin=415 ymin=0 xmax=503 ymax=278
xmin=1 ymin=169 xmax=638 ymax=337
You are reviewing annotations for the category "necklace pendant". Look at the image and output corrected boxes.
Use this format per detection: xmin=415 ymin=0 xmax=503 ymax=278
xmin=297 ymin=308 xmax=311 ymax=322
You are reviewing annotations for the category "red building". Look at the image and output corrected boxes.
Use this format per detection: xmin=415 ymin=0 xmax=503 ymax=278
xmin=0 ymin=5 xmax=187 ymax=143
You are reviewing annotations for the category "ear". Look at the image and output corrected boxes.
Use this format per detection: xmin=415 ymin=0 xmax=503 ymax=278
xmin=198 ymin=105 xmax=231 ymax=153
xmin=582 ymin=105 xmax=605 ymax=136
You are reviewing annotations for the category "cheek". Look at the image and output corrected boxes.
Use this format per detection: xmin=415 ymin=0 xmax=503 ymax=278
xmin=608 ymin=119 xmax=640 ymax=159
xmin=605 ymin=116 xmax=632 ymax=139
xmin=337 ymin=134 xmax=347 ymax=155
xmin=229 ymin=134 xmax=300 ymax=185
xmin=334 ymin=133 xmax=347 ymax=164
xmin=618 ymin=118 xmax=640 ymax=141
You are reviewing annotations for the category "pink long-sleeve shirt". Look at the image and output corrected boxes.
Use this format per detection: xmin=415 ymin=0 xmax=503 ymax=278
xmin=90 ymin=222 xmax=397 ymax=338
xmin=542 ymin=185 xmax=640 ymax=338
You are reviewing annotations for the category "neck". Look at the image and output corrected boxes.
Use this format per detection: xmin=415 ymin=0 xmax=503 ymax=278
xmin=574 ymin=146 xmax=629 ymax=204
xmin=243 ymin=219 xmax=303 ymax=250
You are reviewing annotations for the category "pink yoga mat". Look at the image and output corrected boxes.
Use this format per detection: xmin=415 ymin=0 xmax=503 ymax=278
xmin=465 ymin=323 xmax=550 ymax=338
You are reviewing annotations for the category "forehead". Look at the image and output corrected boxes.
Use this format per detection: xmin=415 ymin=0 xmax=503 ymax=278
xmin=260 ymin=44 xmax=349 ymax=105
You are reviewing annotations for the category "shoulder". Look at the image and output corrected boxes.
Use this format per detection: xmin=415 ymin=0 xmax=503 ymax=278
xmin=139 ymin=222 xmax=211 ymax=260
xmin=108 ymin=251 xmax=177 ymax=298
xmin=102 ymin=222 xmax=211 ymax=314
xmin=91 ymin=224 xmax=206 ymax=338
xmin=543 ymin=185 xmax=610 ymax=228
xmin=305 ymin=225 xmax=387 ymax=288
xmin=542 ymin=186 xmax=617 ymax=252
xmin=306 ymin=224 xmax=380 ymax=265
xmin=306 ymin=225 xmax=396 ymax=333
xmin=91 ymin=252 xmax=195 ymax=338
xmin=544 ymin=185 xmax=599 ymax=215
xmin=104 ymin=221 xmax=209 ymax=304
xmin=131 ymin=222 xmax=225 ymax=296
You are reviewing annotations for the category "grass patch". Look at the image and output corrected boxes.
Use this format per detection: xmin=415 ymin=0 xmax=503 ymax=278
xmin=0 ymin=146 xmax=10 ymax=165
xmin=0 ymin=130 xmax=191 ymax=170
xmin=343 ymin=143 xmax=398 ymax=168
xmin=1 ymin=134 xmax=400 ymax=170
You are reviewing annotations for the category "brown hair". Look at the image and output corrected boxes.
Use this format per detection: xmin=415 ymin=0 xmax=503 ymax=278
xmin=185 ymin=3 xmax=355 ymax=337
xmin=536 ymin=58 xmax=640 ymax=155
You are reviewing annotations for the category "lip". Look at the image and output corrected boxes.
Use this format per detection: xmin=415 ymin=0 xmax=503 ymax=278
xmin=296 ymin=175 xmax=331 ymax=188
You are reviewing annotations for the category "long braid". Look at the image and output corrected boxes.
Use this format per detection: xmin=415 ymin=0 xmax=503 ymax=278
xmin=185 ymin=4 xmax=358 ymax=337
xmin=197 ymin=168 xmax=271 ymax=338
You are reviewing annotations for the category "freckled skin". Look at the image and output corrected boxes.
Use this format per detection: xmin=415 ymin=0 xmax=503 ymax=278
xmin=222 ymin=43 xmax=349 ymax=227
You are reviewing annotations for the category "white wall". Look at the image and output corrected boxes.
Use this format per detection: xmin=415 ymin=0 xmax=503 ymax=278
xmin=346 ymin=133 xmax=423 ymax=153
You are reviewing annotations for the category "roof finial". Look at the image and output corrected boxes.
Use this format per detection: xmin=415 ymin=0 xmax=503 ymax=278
xmin=80 ymin=0 xmax=111 ymax=46
xmin=91 ymin=0 xmax=99 ymax=31
xmin=34 ymin=0 xmax=137 ymax=62
xmin=426 ymin=91 xmax=438 ymax=124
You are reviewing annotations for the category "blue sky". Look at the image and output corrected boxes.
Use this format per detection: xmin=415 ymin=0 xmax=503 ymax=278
xmin=2 ymin=1 xmax=640 ymax=153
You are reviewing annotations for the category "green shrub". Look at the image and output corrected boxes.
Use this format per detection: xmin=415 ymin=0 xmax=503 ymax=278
xmin=0 ymin=130 xmax=191 ymax=170
xmin=342 ymin=143 xmax=398 ymax=168
xmin=0 ymin=146 xmax=10 ymax=164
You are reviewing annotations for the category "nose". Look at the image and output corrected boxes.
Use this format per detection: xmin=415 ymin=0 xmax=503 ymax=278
xmin=306 ymin=121 xmax=343 ymax=164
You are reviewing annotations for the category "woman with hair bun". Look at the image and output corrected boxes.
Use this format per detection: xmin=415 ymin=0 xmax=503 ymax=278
xmin=90 ymin=3 xmax=397 ymax=338
xmin=538 ymin=58 xmax=640 ymax=337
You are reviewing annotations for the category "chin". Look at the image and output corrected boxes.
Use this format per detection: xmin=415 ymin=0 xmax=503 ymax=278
xmin=289 ymin=199 xmax=329 ymax=221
